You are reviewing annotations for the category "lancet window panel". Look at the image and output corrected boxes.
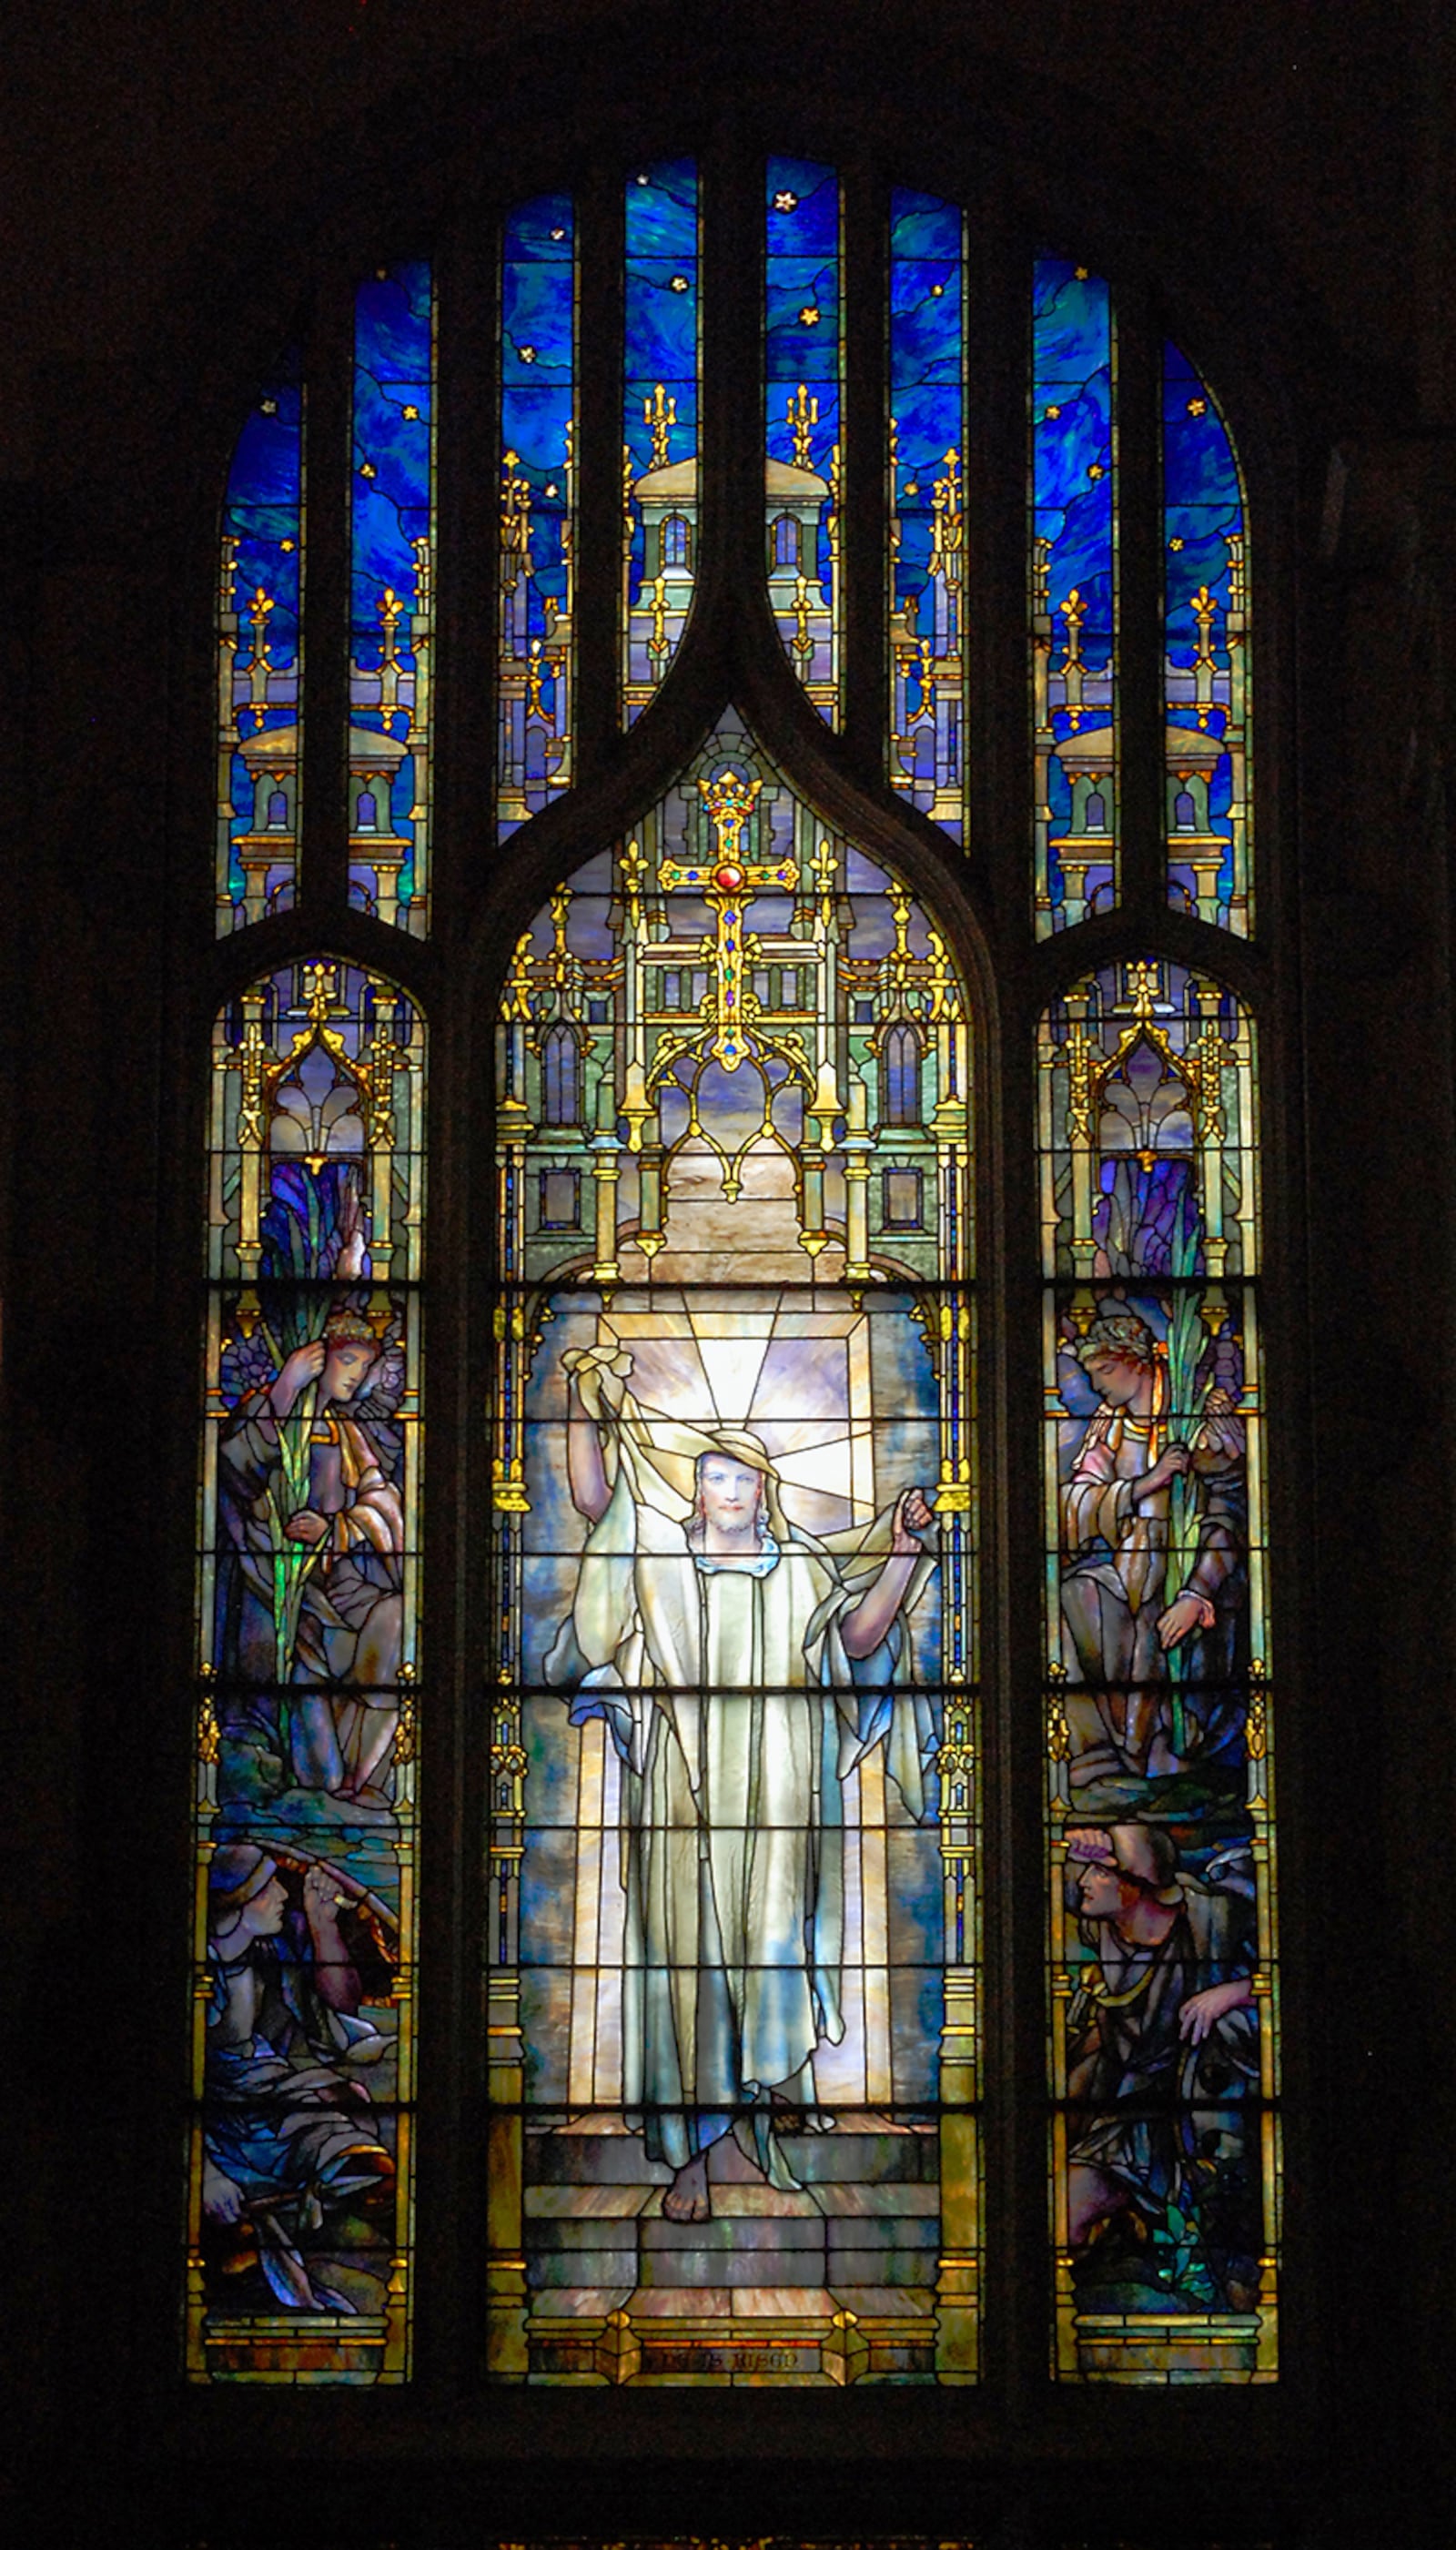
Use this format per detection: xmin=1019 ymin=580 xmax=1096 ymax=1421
xmin=350 ymin=259 xmax=436 ymax=935
xmin=1037 ymin=957 xmax=1279 ymax=2384
xmin=189 ymin=957 xmax=426 ymax=2385
xmin=889 ymin=187 xmax=966 ymax=843
xmin=499 ymin=196 xmax=577 ymax=836
xmin=1032 ymin=260 xmax=1117 ymax=936
xmin=1164 ymin=344 xmax=1251 ymax=932
xmin=764 ymin=158 xmax=843 ymax=724
xmin=216 ymin=354 xmax=305 ymax=936
xmin=623 ymin=159 xmax=701 ymax=719
xmin=487 ymin=713 xmax=980 ymax=2385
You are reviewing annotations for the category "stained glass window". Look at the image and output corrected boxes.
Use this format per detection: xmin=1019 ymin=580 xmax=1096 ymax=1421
xmin=350 ymin=260 xmax=435 ymax=933
xmin=500 ymin=197 xmax=576 ymax=835
xmin=765 ymin=158 xmax=841 ymax=723
xmin=1038 ymin=959 xmax=1278 ymax=2382
xmin=489 ymin=711 xmax=978 ymax=2383
xmin=623 ymin=160 xmax=700 ymax=718
xmin=216 ymin=355 xmax=304 ymax=932
xmin=191 ymin=159 xmax=1276 ymax=2410
xmin=1033 ymin=260 xmax=1117 ymax=934
xmin=1164 ymin=343 xmax=1250 ymax=931
xmin=190 ymin=959 xmax=425 ymax=2383
xmin=889 ymin=188 xmax=966 ymax=840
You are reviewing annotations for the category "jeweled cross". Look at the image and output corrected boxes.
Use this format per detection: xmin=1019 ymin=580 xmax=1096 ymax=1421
xmin=657 ymin=770 xmax=797 ymax=1070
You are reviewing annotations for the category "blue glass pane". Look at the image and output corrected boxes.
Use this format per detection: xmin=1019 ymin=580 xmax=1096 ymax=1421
xmin=1032 ymin=259 xmax=1116 ymax=933
xmin=890 ymin=188 xmax=966 ymax=842
xmin=765 ymin=156 xmax=841 ymax=722
xmin=1164 ymin=343 xmax=1250 ymax=931
xmin=217 ymin=356 xmax=303 ymax=932
xmin=500 ymin=196 xmax=576 ymax=835
xmin=623 ymin=159 xmax=699 ymax=720
xmin=351 ymin=260 xmax=434 ymax=932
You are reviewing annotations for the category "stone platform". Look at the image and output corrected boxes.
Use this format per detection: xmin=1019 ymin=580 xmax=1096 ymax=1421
xmin=522 ymin=2111 xmax=943 ymax=2383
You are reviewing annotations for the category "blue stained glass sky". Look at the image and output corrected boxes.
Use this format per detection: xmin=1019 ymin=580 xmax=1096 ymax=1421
xmin=223 ymin=358 xmax=302 ymax=665
xmin=352 ymin=261 xmax=433 ymax=673
xmin=624 ymin=159 xmax=698 ymax=468
xmin=1032 ymin=258 xmax=1113 ymax=672
xmin=502 ymin=195 xmax=575 ymax=602
xmin=765 ymin=155 xmax=840 ymax=469
xmin=1164 ymin=339 xmax=1243 ymax=674
xmin=891 ymin=189 xmax=964 ymax=607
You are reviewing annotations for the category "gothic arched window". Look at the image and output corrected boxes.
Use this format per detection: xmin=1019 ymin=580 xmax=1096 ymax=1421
xmin=188 ymin=133 xmax=1279 ymax=2408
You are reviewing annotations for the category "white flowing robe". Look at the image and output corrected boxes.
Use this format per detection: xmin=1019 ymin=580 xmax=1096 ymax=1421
xmin=548 ymin=1404 xmax=935 ymax=2181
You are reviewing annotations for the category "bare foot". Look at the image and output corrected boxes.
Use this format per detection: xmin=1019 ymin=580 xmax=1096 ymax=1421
xmin=662 ymin=2154 xmax=710 ymax=2222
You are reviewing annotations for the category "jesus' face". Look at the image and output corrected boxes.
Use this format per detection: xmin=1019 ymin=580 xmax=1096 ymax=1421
xmin=696 ymin=1457 xmax=764 ymax=1541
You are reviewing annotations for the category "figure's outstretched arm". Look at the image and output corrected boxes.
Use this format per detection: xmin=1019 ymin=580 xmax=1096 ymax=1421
xmin=565 ymin=1370 xmax=612 ymax=1523
xmin=840 ymin=1488 xmax=934 ymax=1658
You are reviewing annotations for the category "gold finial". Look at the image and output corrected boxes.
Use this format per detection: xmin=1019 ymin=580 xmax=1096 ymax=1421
xmin=502 ymin=929 xmax=536 ymax=1021
xmin=1046 ymin=1661 xmax=1072 ymax=1762
xmin=1190 ymin=582 xmax=1218 ymax=728
xmin=647 ymin=572 xmax=669 ymax=660
xmin=549 ymin=883 xmax=571 ymax=958
xmin=500 ymin=449 xmax=531 ymax=551
xmin=394 ymin=1661 xmax=419 ymax=1765
xmin=620 ymin=836 xmax=647 ymax=926
xmin=786 ymin=383 xmax=819 ymax=469
xmin=1127 ymin=959 xmax=1160 ymax=1022
xmin=697 ymin=767 xmax=763 ymax=864
xmin=197 ymin=1665 xmax=221 ymax=1765
xmin=524 ymin=636 xmax=554 ymax=718
xmin=933 ymin=446 xmax=964 ymax=554
xmin=643 ymin=382 xmax=676 ymax=469
xmin=301 ymin=961 xmax=339 ymax=1026
xmin=790 ymin=571 xmax=814 ymax=659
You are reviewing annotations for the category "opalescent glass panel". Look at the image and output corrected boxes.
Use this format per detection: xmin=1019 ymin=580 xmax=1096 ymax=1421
xmin=189 ymin=958 xmax=426 ymax=2384
xmin=217 ymin=356 xmax=303 ymax=934
xmin=500 ymin=197 xmax=576 ymax=835
xmin=350 ymin=260 xmax=435 ymax=934
xmin=889 ymin=188 xmax=966 ymax=843
xmin=1032 ymin=261 xmax=1116 ymax=935
xmin=1037 ymin=958 xmax=1279 ymax=2384
xmin=488 ymin=713 xmax=978 ymax=2383
xmin=623 ymin=159 xmax=699 ymax=721
xmin=765 ymin=159 xmax=841 ymax=724
xmin=1164 ymin=343 xmax=1250 ymax=932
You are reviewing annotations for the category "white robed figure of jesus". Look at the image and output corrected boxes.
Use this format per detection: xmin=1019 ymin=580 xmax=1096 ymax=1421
xmin=545 ymin=1342 xmax=938 ymax=2223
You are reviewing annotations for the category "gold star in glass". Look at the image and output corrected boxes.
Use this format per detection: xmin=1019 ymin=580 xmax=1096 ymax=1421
xmin=799 ymin=305 xmax=820 ymax=326
xmin=402 ymin=403 xmax=420 ymax=420
xmin=359 ymin=460 xmax=377 ymax=480
xmin=1087 ymin=460 xmax=1105 ymax=480
xmin=1188 ymin=396 xmax=1208 ymax=416
xmin=670 ymin=275 xmax=689 ymax=292
xmin=774 ymin=189 xmax=799 ymax=211
xmin=1045 ymin=403 xmax=1062 ymax=420
xmin=519 ymin=345 xmax=537 ymax=363
xmin=1169 ymin=535 xmax=1185 ymax=550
